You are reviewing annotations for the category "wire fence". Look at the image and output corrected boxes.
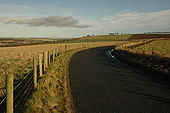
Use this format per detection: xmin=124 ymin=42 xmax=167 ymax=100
xmin=0 ymin=42 xmax=117 ymax=113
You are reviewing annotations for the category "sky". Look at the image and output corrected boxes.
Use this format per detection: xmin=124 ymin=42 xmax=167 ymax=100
xmin=0 ymin=0 xmax=170 ymax=38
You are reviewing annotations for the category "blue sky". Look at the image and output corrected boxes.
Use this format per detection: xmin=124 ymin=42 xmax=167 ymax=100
xmin=0 ymin=0 xmax=170 ymax=38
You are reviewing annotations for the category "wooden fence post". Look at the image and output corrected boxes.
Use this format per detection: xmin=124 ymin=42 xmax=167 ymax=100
xmin=43 ymin=52 xmax=46 ymax=72
xmin=48 ymin=51 xmax=51 ymax=65
xmin=52 ymin=49 xmax=55 ymax=61
xmin=61 ymin=46 xmax=62 ymax=52
xmin=43 ymin=51 xmax=48 ymax=72
xmin=58 ymin=47 xmax=61 ymax=54
xmin=45 ymin=51 xmax=48 ymax=68
xmin=69 ymin=45 xmax=71 ymax=50
xmin=60 ymin=46 xmax=62 ymax=53
xmin=83 ymin=43 xmax=86 ymax=48
xmin=142 ymin=49 xmax=145 ymax=55
xmin=39 ymin=54 xmax=43 ymax=77
xmin=55 ymin=48 xmax=58 ymax=57
xmin=67 ymin=45 xmax=69 ymax=51
xmin=33 ymin=58 xmax=37 ymax=89
xmin=63 ymin=45 xmax=65 ymax=52
xmin=60 ymin=46 xmax=63 ymax=52
xmin=6 ymin=74 xmax=13 ymax=113
xmin=151 ymin=48 xmax=154 ymax=55
xmin=54 ymin=48 xmax=56 ymax=57
xmin=64 ymin=45 xmax=67 ymax=52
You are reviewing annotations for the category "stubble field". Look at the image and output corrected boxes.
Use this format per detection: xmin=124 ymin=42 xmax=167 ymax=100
xmin=0 ymin=41 xmax=124 ymax=99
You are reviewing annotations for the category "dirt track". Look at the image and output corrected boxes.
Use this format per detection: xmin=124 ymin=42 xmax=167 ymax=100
xmin=69 ymin=46 xmax=170 ymax=113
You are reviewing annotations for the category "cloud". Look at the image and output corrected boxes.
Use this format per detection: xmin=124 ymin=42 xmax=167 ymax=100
xmin=0 ymin=10 xmax=170 ymax=38
xmin=100 ymin=10 xmax=170 ymax=31
xmin=6 ymin=16 xmax=90 ymax=28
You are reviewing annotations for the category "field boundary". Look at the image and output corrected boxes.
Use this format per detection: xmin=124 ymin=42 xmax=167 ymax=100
xmin=111 ymin=49 xmax=170 ymax=77
xmin=0 ymin=41 xmax=119 ymax=113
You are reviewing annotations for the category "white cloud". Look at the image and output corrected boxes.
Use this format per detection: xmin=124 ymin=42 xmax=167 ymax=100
xmin=0 ymin=9 xmax=170 ymax=38
xmin=100 ymin=10 xmax=170 ymax=31
xmin=0 ymin=16 xmax=90 ymax=28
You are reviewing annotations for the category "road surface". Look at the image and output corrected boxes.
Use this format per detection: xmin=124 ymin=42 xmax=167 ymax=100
xmin=69 ymin=46 xmax=170 ymax=113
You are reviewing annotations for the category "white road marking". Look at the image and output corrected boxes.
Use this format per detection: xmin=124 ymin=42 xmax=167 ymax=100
xmin=107 ymin=49 xmax=119 ymax=61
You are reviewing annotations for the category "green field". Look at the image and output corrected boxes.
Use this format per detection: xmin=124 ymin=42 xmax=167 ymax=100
xmin=66 ymin=34 xmax=131 ymax=43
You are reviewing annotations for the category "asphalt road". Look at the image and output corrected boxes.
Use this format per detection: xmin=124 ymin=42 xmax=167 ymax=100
xmin=69 ymin=46 xmax=170 ymax=113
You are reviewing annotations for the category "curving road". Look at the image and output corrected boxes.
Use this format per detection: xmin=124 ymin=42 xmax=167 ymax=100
xmin=69 ymin=46 xmax=170 ymax=113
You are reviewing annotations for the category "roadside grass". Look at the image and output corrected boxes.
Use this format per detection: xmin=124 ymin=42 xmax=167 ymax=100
xmin=66 ymin=35 xmax=131 ymax=43
xmin=24 ymin=48 xmax=85 ymax=113
xmin=0 ymin=41 xmax=123 ymax=111
xmin=24 ymin=42 xmax=124 ymax=113
xmin=113 ymin=39 xmax=170 ymax=75
xmin=131 ymin=39 xmax=170 ymax=58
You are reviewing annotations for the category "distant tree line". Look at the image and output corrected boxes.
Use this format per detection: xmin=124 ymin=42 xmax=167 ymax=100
xmin=109 ymin=32 xmax=127 ymax=35
xmin=81 ymin=33 xmax=129 ymax=38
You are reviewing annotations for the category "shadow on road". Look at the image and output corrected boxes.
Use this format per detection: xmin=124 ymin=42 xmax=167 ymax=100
xmin=124 ymin=90 xmax=170 ymax=104
xmin=69 ymin=46 xmax=170 ymax=113
xmin=111 ymin=49 xmax=170 ymax=87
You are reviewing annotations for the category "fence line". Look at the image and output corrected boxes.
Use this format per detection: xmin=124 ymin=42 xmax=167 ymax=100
xmin=0 ymin=41 xmax=117 ymax=113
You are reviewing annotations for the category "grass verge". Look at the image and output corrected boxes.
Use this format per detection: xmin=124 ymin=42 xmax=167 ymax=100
xmin=24 ymin=48 xmax=85 ymax=113
xmin=112 ymin=39 xmax=170 ymax=75
xmin=130 ymin=39 xmax=170 ymax=58
xmin=0 ymin=42 xmax=123 ymax=101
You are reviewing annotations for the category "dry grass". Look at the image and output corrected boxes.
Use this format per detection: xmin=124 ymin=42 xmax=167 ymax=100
xmin=117 ymin=39 xmax=170 ymax=58
xmin=25 ymin=53 xmax=67 ymax=113
xmin=0 ymin=41 xmax=124 ymax=102
xmin=0 ymin=44 xmax=63 ymax=61
xmin=24 ymin=42 xmax=124 ymax=113
xmin=24 ymin=48 xmax=82 ymax=113
xmin=0 ymin=44 xmax=63 ymax=97
xmin=114 ymin=39 xmax=170 ymax=74
xmin=131 ymin=39 xmax=170 ymax=58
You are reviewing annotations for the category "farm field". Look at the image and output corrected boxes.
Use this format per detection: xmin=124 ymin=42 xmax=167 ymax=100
xmin=0 ymin=34 xmax=170 ymax=112
xmin=1 ymin=34 xmax=169 ymax=47
xmin=66 ymin=34 xmax=131 ymax=43
xmin=1 ymin=36 xmax=169 ymax=98
xmin=113 ymin=39 xmax=170 ymax=75
xmin=1 ymin=0 xmax=170 ymax=112
xmin=66 ymin=34 xmax=170 ymax=43
xmin=0 ymin=41 xmax=123 ymax=101
xmin=129 ymin=34 xmax=170 ymax=40
xmin=0 ymin=38 xmax=65 ymax=47
xmin=0 ymin=43 xmax=62 ymax=98
xmin=131 ymin=39 xmax=170 ymax=58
